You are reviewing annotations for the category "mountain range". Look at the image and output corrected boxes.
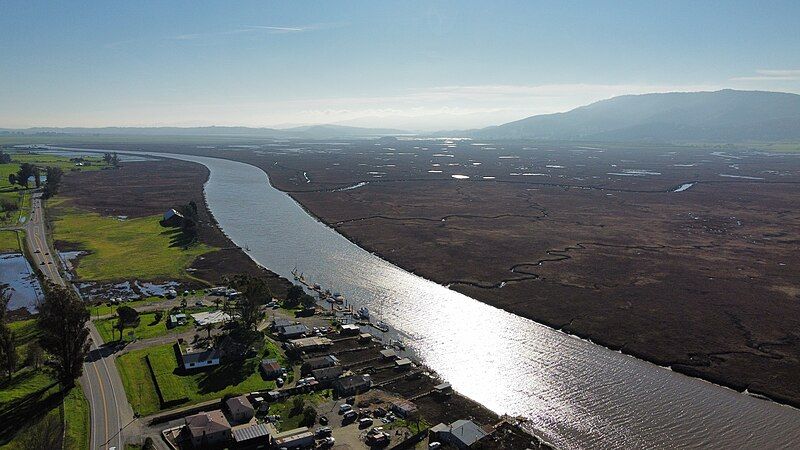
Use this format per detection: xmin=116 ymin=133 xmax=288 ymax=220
xmin=3 ymin=89 xmax=799 ymax=142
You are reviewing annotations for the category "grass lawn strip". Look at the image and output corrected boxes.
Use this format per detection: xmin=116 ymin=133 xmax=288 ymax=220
xmin=116 ymin=337 xmax=284 ymax=416
xmin=50 ymin=205 xmax=214 ymax=281
xmin=94 ymin=311 xmax=192 ymax=344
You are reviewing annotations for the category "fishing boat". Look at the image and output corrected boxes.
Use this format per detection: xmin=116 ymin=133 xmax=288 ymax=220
xmin=374 ymin=320 xmax=389 ymax=332
xmin=333 ymin=292 xmax=345 ymax=303
xmin=357 ymin=307 xmax=370 ymax=320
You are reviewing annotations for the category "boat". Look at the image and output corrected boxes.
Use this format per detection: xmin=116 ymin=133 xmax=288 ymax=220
xmin=357 ymin=307 xmax=370 ymax=319
xmin=333 ymin=292 xmax=345 ymax=303
xmin=312 ymin=283 xmax=321 ymax=291
xmin=374 ymin=320 xmax=389 ymax=332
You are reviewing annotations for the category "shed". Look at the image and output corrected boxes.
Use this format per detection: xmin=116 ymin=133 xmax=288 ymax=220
xmin=341 ymin=324 xmax=360 ymax=335
xmin=394 ymin=358 xmax=413 ymax=370
xmin=260 ymin=358 xmax=282 ymax=379
xmin=379 ymin=349 xmax=398 ymax=360
xmin=429 ymin=419 xmax=489 ymax=449
xmin=232 ymin=422 xmax=271 ymax=444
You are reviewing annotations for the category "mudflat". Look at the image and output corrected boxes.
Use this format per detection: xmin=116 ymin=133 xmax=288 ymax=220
xmin=52 ymin=140 xmax=800 ymax=407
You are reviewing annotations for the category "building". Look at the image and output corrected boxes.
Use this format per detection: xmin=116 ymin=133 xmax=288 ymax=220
xmin=379 ymin=349 xmax=398 ymax=360
xmin=260 ymin=358 xmax=283 ymax=379
xmin=434 ymin=382 xmax=452 ymax=396
xmin=332 ymin=374 xmax=372 ymax=397
xmin=278 ymin=324 xmax=310 ymax=339
xmin=394 ymin=358 xmax=413 ymax=370
xmin=168 ymin=313 xmax=188 ymax=328
xmin=287 ymin=336 xmax=333 ymax=353
xmin=225 ymin=395 xmax=255 ymax=424
xmin=231 ymin=423 xmax=271 ymax=446
xmin=179 ymin=410 xmax=231 ymax=448
xmin=178 ymin=342 xmax=221 ymax=370
xmin=311 ymin=365 xmax=344 ymax=385
xmin=340 ymin=324 xmax=360 ymax=335
xmin=160 ymin=208 xmax=185 ymax=227
xmin=391 ymin=399 xmax=418 ymax=418
xmin=266 ymin=424 xmax=315 ymax=449
xmin=358 ymin=333 xmax=372 ymax=342
xmin=301 ymin=355 xmax=339 ymax=375
xmin=270 ymin=318 xmax=294 ymax=330
xmin=429 ymin=420 xmax=490 ymax=449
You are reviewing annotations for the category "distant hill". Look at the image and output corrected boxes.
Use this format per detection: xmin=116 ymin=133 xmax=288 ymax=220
xmin=0 ymin=124 xmax=410 ymax=139
xmin=472 ymin=89 xmax=800 ymax=141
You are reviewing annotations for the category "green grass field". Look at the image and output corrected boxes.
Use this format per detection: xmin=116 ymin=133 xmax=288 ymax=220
xmin=50 ymin=206 xmax=214 ymax=281
xmin=0 ymin=320 xmax=88 ymax=450
xmin=89 ymin=296 xmax=167 ymax=318
xmin=0 ymin=230 xmax=19 ymax=253
xmin=94 ymin=311 xmax=193 ymax=344
xmin=116 ymin=337 xmax=285 ymax=416
xmin=268 ymin=391 xmax=332 ymax=431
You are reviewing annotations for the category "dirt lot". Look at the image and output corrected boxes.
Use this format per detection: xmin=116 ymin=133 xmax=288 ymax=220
xmin=44 ymin=139 xmax=800 ymax=408
xmin=58 ymin=157 xmax=290 ymax=295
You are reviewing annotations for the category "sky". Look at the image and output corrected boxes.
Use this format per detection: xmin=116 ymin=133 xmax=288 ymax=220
xmin=1 ymin=0 xmax=799 ymax=130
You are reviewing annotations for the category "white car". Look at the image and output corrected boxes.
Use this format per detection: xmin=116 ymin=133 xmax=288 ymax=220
xmin=428 ymin=443 xmax=442 ymax=449
xmin=339 ymin=403 xmax=352 ymax=413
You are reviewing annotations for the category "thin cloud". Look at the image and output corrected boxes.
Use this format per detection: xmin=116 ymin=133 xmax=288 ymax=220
xmin=105 ymin=24 xmax=333 ymax=48
xmin=731 ymin=69 xmax=800 ymax=81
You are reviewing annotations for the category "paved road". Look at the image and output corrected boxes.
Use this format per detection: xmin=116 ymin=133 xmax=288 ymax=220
xmin=20 ymin=191 xmax=134 ymax=450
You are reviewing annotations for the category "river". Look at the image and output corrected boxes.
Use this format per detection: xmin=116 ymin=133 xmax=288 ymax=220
xmin=87 ymin=150 xmax=800 ymax=448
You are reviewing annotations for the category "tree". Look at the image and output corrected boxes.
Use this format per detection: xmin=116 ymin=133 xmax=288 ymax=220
xmin=200 ymin=322 xmax=214 ymax=339
xmin=15 ymin=163 xmax=36 ymax=188
xmin=227 ymin=274 xmax=272 ymax=330
xmin=115 ymin=305 xmax=140 ymax=341
xmin=0 ymin=288 xmax=18 ymax=381
xmin=300 ymin=406 xmax=317 ymax=427
xmin=37 ymin=284 xmax=90 ymax=387
xmin=42 ymin=166 xmax=64 ymax=198
xmin=33 ymin=167 xmax=41 ymax=188
xmin=7 ymin=173 xmax=15 ymax=186
xmin=0 ymin=150 xmax=11 ymax=164
xmin=25 ymin=341 xmax=44 ymax=369
xmin=285 ymin=284 xmax=305 ymax=309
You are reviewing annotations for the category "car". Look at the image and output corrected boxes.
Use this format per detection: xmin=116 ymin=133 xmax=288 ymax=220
xmin=358 ymin=417 xmax=373 ymax=428
xmin=321 ymin=437 xmax=335 ymax=447
xmin=428 ymin=443 xmax=442 ymax=449
xmin=195 ymin=300 xmax=204 ymax=306
xmin=319 ymin=416 xmax=329 ymax=425
xmin=315 ymin=426 xmax=332 ymax=437
xmin=276 ymin=378 xmax=284 ymax=387
xmin=339 ymin=404 xmax=352 ymax=413
xmin=343 ymin=410 xmax=357 ymax=421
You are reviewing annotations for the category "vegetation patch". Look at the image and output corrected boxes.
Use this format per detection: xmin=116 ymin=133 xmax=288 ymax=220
xmin=116 ymin=338 xmax=284 ymax=416
xmin=147 ymin=345 xmax=188 ymax=406
xmin=50 ymin=206 xmax=214 ymax=281
xmin=94 ymin=311 xmax=191 ymax=344
xmin=0 ymin=231 xmax=20 ymax=253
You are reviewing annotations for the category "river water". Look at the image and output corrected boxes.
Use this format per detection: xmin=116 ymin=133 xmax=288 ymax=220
xmin=142 ymin=152 xmax=800 ymax=448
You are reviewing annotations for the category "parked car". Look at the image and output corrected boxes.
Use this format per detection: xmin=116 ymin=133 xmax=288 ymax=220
xmin=429 ymin=443 xmax=442 ymax=449
xmin=321 ymin=437 xmax=335 ymax=447
xmin=339 ymin=404 xmax=352 ymax=413
xmin=358 ymin=417 xmax=374 ymax=428
xmin=319 ymin=416 xmax=329 ymax=425
xmin=315 ymin=427 xmax=332 ymax=437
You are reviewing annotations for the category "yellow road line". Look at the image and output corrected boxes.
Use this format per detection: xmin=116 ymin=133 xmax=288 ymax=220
xmin=92 ymin=362 xmax=109 ymax=450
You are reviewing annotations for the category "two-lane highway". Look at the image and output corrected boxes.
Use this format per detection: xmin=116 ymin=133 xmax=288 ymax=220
xmin=22 ymin=191 xmax=133 ymax=450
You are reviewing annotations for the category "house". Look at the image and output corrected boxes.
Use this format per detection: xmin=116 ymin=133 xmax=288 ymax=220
xmin=168 ymin=313 xmax=188 ymax=328
xmin=270 ymin=318 xmax=294 ymax=330
xmin=379 ymin=349 xmax=398 ymax=360
xmin=391 ymin=399 xmax=418 ymax=418
xmin=179 ymin=410 xmax=231 ymax=448
xmin=311 ymin=366 xmax=344 ymax=385
xmin=429 ymin=420 xmax=490 ymax=449
xmin=340 ymin=324 xmax=360 ymax=335
xmin=301 ymin=355 xmax=339 ymax=375
xmin=434 ymin=382 xmax=452 ymax=396
xmin=178 ymin=342 xmax=221 ymax=370
xmin=225 ymin=395 xmax=255 ymax=424
xmin=270 ymin=426 xmax=314 ymax=449
xmin=260 ymin=358 xmax=282 ymax=379
xmin=287 ymin=337 xmax=333 ymax=353
xmin=278 ymin=324 xmax=309 ymax=339
xmin=394 ymin=358 xmax=413 ymax=370
xmin=231 ymin=422 xmax=271 ymax=446
xmin=332 ymin=374 xmax=372 ymax=397
xmin=359 ymin=333 xmax=372 ymax=342
xmin=160 ymin=208 xmax=185 ymax=227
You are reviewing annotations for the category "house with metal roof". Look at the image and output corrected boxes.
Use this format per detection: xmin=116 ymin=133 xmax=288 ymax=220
xmin=430 ymin=419 xmax=490 ymax=449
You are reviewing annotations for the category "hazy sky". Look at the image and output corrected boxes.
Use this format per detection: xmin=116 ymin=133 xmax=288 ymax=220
xmin=2 ymin=0 xmax=799 ymax=130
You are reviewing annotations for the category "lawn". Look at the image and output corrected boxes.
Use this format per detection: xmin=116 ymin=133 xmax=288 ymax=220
xmin=116 ymin=337 xmax=286 ymax=416
xmin=94 ymin=311 xmax=194 ymax=344
xmin=50 ymin=205 xmax=214 ymax=281
xmin=0 ymin=230 xmax=19 ymax=253
xmin=268 ymin=391 xmax=332 ymax=431
xmin=0 ymin=319 xmax=88 ymax=450
xmin=0 ymin=151 xmax=107 ymax=227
